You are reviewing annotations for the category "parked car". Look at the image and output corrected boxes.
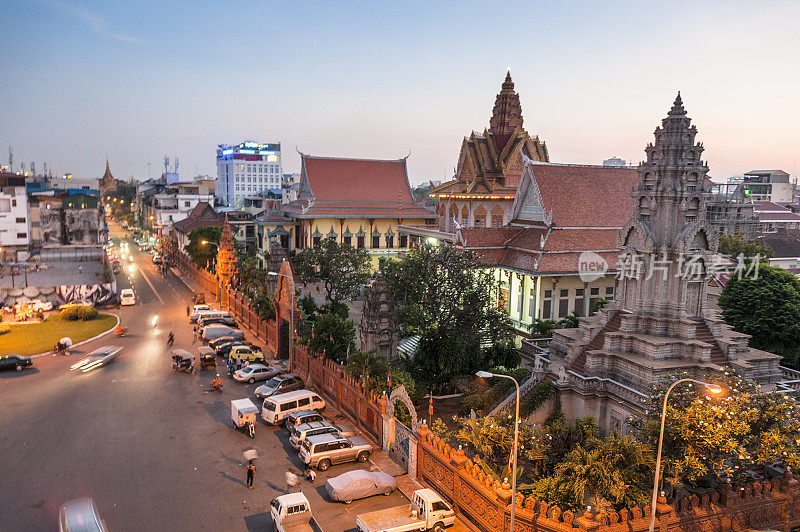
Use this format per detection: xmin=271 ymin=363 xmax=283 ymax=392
xmin=254 ymin=374 xmax=304 ymax=399
xmin=300 ymin=433 xmax=372 ymax=471
xmin=326 ymin=470 xmax=397 ymax=504
xmin=228 ymin=345 xmax=263 ymax=363
xmin=208 ymin=336 xmax=238 ymax=351
xmin=284 ymin=410 xmax=324 ymax=430
xmin=69 ymin=345 xmax=123 ymax=373
xmin=119 ymin=289 xmax=135 ymax=306
xmin=356 ymin=489 xmax=454 ymax=532
xmin=202 ymin=325 xmax=244 ymax=341
xmin=189 ymin=304 xmax=211 ymax=322
xmin=269 ymin=492 xmax=320 ymax=532
xmin=288 ymin=420 xmax=356 ymax=450
xmin=198 ymin=316 xmax=237 ymax=328
xmin=214 ymin=340 xmax=246 ymax=356
xmin=0 ymin=354 xmax=33 ymax=372
xmin=233 ymin=363 xmax=278 ymax=384
xmin=58 ymin=497 xmax=106 ymax=532
xmin=28 ymin=299 xmax=53 ymax=312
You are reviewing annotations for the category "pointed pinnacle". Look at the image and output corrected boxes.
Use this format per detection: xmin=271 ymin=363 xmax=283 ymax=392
xmin=502 ymin=70 xmax=514 ymax=90
xmin=668 ymin=91 xmax=687 ymax=116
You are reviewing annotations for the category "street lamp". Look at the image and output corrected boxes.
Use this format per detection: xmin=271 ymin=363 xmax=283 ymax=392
xmin=648 ymin=378 xmax=723 ymax=532
xmin=201 ymin=240 xmax=219 ymax=249
xmin=268 ymin=270 xmax=295 ymax=369
xmin=476 ymin=370 xmax=520 ymax=532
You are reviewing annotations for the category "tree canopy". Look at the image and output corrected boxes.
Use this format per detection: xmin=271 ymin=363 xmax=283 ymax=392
xmin=631 ymin=370 xmax=800 ymax=490
xmin=382 ymin=243 xmax=514 ymax=387
xmin=185 ymin=226 xmax=222 ymax=272
xmin=718 ymin=233 xmax=773 ymax=261
xmin=292 ymin=239 xmax=372 ymax=306
xmin=718 ymin=264 xmax=800 ymax=368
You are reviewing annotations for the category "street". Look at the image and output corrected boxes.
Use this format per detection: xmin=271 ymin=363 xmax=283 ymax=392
xmin=0 ymin=222 xmax=407 ymax=531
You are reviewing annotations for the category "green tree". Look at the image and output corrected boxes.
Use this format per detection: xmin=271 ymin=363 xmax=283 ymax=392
xmin=185 ymin=226 xmax=222 ymax=272
xmin=346 ymin=350 xmax=389 ymax=393
xmin=382 ymin=243 xmax=514 ymax=387
xmin=307 ymin=311 xmax=356 ymax=363
xmin=293 ymin=239 xmax=372 ymax=306
xmin=718 ymin=232 xmax=773 ymax=262
xmin=631 ymin=370 xmax=800 ymax=489
xmin=237 ymin=247 xmax=268 ymax=298
xmin=590 ymin=297 xmax=607 ymax=315
xmin=251 ymin=291 xmax=276 ymax=321
xmin=106 ymin=181 xmax=136 ymax=219
xmin=558 ymin=311 xmax=581 ymax=329
xmin=719 ymin=264 xmax=800 ymax=368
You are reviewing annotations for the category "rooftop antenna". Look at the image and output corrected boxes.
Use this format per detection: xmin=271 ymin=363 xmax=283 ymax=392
xmin=30 ymin=162 xmax=36 ymax=176
xmin=163 ymin=156 xmax=170 ymax=176
xmin=44 ymin=162 xmax=48 ymax=177
xmin=147 ymin=152 xmax=151 ymax=180
xmin=8 ymin=146 xmax=12 ymax=172
xmin=174 ymin=157 xmax=179 ymax=174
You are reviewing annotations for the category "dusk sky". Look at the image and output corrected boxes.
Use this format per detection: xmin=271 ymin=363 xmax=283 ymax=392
xmin=1 ymin=0 xmax=798 ymax=185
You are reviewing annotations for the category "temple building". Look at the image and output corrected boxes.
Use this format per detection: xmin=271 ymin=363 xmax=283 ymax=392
xmin=426 ymin=72 xmax=549 ymax=234
xmin=284 ymin=154 xmax=436 ymax=267
xmin=99 ymin=159 xmax=116 ymax=196
xmin=455 ymin=158 xmax=639 ymax=334
xmin=547 ymin=94 xmax=787 ymax=434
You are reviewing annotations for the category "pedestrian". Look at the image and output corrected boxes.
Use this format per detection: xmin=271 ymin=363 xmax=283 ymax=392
xmin=192 ymin=326 xmax=197 ymax=342
xmin=186 ymin=305 xmax=190 ymax=316
xmin=227 ymin=356 xmax=234 ymax=376
xmin=236 ymin=356 xmax=243 ymax=370
xmin=305 ymin=467 xmax=316 ymax=482
xmin=246 ymin=460 xmax=255 ymax=490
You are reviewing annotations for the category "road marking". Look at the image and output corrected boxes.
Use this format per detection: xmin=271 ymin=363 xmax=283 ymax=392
xmin=138 ymin=264 xmax=164 ymax=304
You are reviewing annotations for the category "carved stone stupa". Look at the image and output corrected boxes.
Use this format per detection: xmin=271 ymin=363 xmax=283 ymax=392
xmin=359 ymin=273 xmax=401 ymax=360
xmin=548 ymin=94 xmax=784 ymax=434
xmin=216 ymin=215 xmax=239 ymax=307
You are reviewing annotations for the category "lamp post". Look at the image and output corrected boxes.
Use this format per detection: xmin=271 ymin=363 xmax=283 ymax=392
xmin=268 ymin=270 xmax=295 ymax=369
xmin=476 ymin=370 xmax=520 ymax=531
xmin=201 ymin=240 xmax=219 ymax=269
xmin=648 ymin=378 xmax=723 ymax=532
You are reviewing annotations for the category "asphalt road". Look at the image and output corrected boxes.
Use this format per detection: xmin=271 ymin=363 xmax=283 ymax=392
xmin=0 ymin=222 xmax=407 ymax=531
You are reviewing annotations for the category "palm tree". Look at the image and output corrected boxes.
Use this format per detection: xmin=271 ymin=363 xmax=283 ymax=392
xmin=345 ymin=350 xmax=388 ymax=393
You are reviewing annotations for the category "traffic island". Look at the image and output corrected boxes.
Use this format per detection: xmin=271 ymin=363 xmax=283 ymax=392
xmin=0 ymin=314 xmax=117 ymax=356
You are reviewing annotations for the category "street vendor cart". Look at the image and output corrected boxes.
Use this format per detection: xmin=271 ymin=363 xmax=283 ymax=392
xmin=231 ymin=398 xmax=259 ymax=438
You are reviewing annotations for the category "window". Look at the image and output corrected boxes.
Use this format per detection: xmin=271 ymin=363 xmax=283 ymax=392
xmin=312 ymin=236 xmax=321 ymax=247
xmin=399 ymin=234 xmax=407 ymax=248
xmin=15 ymin=217 xmax=25 ymax=223
xmin=528 ymin=287 xmax=536 ymax=317
xmin=491 ymin=215 xmax=503 ymax=227
xmin=17 ymin=233 xmax=26 ymax=239
xmin=386 ymin=235 xmax=394 ymax=248
xmin=560 ymin=289 xmax=568 ymax=298
xmin=343 ymin=236 xmax=352 ymax=247
xmin=575 ymin=289 xmax=585 ymax=316
xmin=432 ymin=501 xmax=450 ymax=512
xmin=542 ymin=291 xmax=552 ymax=319
xmin=606 ymin=286 xmax=614 ymax=296
xmin=184 ymin=201 xmax=190 ymax=207
xmin=298 ymin=397 xmax=310 ymax=407
xmin=590 ymin=287 xmax=599 ymax=296
xmin=280 ymin=400 xmax=298 ymax=412
xmin=357 ymin=235 xmax=365 ymax=249
xmin=372 ymin=234 xmax=380 ymax=248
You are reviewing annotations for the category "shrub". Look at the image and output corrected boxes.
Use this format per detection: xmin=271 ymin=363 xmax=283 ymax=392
xmin=60 ymin=306 xmax=99 ymax=321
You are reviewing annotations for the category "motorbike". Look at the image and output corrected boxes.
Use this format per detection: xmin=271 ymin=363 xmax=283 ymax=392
xmin=167 ymin=334 xmax=174 ymax=347
xmin=211 ymin=380 xmax=223 ymax=393
xmin=114 ymin=326 xmax=127 ymax=337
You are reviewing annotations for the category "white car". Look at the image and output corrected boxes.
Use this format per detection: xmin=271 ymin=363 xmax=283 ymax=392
xmin=119 ymin=289 xmax=135 ymax=306
xmin=202 ymin=325 xmax=244 ymax=341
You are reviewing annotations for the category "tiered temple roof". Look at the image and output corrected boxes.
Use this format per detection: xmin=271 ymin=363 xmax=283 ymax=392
xmin=430 ymin=72 xmax=549 ymax=200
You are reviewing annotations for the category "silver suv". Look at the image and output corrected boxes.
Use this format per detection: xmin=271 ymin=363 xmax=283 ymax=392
xmin=299 ymin=433 xmax=372 ymax=471
xmin=289 ymin=420 xmax=355 ymax=450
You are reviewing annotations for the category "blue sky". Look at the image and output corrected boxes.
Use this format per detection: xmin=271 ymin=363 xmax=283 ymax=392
xmin=1 ymin=0 xmax=798 ymax=184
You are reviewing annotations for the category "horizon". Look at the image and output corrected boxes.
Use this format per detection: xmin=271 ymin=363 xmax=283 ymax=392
xmin=1 ymin=1 xmax=798 ymax=185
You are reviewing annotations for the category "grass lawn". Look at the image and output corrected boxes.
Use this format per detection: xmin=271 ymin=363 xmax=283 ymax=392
xmin=0 ymin=314 xmax=117 ymax=356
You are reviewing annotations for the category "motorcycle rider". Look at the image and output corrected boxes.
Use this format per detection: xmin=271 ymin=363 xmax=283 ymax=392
xmin=167 ymin=331 xmax=174 ymax=346
xmin=211 ymin=374 xmax=222 ymax=391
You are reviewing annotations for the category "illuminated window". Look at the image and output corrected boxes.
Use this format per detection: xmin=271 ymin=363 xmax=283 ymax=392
xmin=266 ymin=154 xmax=278 ymax=162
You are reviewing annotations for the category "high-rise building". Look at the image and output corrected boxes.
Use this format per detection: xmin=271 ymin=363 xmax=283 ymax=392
xmin=215 ymin=141 xmax=281 ymax=208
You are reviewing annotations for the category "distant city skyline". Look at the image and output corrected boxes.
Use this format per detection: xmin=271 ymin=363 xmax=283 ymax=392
xmin=1 ymin=1 xmax=798 ymax=185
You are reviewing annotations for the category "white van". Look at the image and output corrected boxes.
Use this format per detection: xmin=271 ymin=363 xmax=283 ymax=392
xmin=196 ymin=311 xmax=235 ymax=327
xmin=189 ymin=305 xmax=211 ymax=321
xmin=261 ymin=390 xmax=325 ymax=425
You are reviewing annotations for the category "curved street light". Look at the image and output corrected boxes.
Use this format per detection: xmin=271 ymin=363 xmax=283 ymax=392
xmin=269 ymin=270 xmax=295 ymax=369
xmin=476 ymin=370 xmax=520 ymax=532
xmin=648 ymin=378 xmax=723 ymax=532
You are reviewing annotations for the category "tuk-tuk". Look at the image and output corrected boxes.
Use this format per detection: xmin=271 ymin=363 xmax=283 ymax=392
xmin=231 ymin=398 xmax=259 ymax=438
xmin=171 ymin=349 xmax=195 ymax=373
xmin=198 ymin=346 xmax=216 ymax=369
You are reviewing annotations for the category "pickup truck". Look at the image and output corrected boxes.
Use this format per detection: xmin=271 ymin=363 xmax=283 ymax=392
xmin=356 ymin=488 xmax=455 ymax=532
xmin=270 ymin=492 xmax=324 ymax=532
xmin=299 ymin=433 xmax=372 ymax=471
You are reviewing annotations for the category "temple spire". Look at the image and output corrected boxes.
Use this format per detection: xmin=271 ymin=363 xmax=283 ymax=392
xmin=668 ymin=91 xmax=686 ymax=116
xmin=489 ymin=70 xmax=524 ymax=153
